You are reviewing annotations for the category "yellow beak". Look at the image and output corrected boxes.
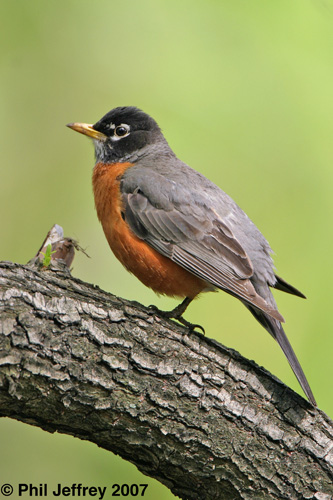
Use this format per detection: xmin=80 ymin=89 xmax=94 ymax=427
xmin=66 ymin=122 xmax=107 ymax=141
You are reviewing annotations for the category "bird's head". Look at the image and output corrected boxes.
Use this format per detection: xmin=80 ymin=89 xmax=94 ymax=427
xmin=67 ymin=106 xmax=165 ymax=163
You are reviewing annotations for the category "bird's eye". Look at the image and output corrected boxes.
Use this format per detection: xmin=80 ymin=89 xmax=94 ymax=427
xmin=114 ymin=124 xmax=130 ymax=138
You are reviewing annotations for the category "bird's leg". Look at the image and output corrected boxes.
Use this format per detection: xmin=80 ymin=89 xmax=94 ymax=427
xmin=149 ymin=297 xmax=205 ymax=334
xmin=168 ymin=296 xmax=193 ymax=317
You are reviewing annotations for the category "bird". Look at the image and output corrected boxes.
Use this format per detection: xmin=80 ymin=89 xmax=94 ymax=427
xmin=67 ymin=106 xmax=316 ymax=405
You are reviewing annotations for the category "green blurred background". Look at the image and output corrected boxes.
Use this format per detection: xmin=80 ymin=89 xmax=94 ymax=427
xmin=1 ymin=1 xmax=332 ymax=498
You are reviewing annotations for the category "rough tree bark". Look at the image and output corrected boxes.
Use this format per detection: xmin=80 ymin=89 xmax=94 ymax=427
xmin=0 ymin=251 xmax=332 ymax=499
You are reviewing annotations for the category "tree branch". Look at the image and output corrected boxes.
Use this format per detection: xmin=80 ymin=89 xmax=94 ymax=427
xmin=0 ymin=257 xmax=332 ymax=499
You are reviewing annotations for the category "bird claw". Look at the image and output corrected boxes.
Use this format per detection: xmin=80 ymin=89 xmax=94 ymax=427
xmin=148 ymin=304 xmax=205 ymax=335
xmin=176 ymin=316 xmax=205 ymax=335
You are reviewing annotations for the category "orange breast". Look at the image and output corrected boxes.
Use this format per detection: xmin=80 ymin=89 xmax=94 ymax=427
xmin=92 ymin=162 xmax=206 ymax=299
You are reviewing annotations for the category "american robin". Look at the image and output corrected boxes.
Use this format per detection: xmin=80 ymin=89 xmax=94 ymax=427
xmin=67 ymin=106 xmax=316 ymax=405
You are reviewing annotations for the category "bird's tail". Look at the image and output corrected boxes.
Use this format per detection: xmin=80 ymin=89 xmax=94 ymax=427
xmin=247 ymin=307 xmax=316 ymax=406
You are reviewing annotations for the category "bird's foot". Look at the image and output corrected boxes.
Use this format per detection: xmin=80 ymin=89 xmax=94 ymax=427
xmin=148 ymin=303 xmax=205 ymax=334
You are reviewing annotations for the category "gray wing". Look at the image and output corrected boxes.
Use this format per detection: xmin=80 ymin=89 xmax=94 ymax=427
xmin=121 ymin=180 xmax=283 ymax=322
xmin=120 ymin=166 xmax=316 ymax=404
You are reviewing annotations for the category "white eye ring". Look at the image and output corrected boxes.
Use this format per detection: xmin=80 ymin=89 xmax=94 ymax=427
xmin=113 ymin=123 xmax=130 ymax=140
